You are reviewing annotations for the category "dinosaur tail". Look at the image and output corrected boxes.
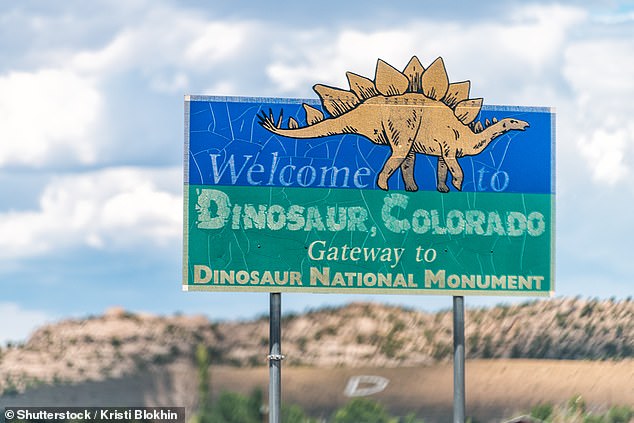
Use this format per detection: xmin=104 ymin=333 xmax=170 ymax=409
xmin=258 ymin=107 xmax=353 ymax=139
xmin=258 ymin=108 xmax=286 ymax=133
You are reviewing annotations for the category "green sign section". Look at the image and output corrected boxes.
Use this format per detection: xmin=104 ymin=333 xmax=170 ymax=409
xmin=184 ymin=185 xmax=553 ymax=295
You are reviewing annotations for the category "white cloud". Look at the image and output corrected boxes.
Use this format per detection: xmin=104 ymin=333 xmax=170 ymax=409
xmin=564 ymin=39 xmax=634 ymax=110
xmin=266 ymin=28 xmax=420 ymax=93
xmin=594 ymin=10 xmax=634 ymax=24
xmin=563 ymin=38 xmax=634 ymax=185
xmin=0 ymin=69 xmax=102 ymax=167
xmin=183 ymin=22 xmax=253 ymax=68
xmin=504 ymin=4 xmax=587 ymax=69
xmin=0 ymin=167 xmax=182 ymax=259
xmin=0 ymin=303 xmax=54 ymax=345
xmin=149 ymin=72 xmax=189 ymax=94
xmin=0 ymin=5 xmax=264 ymax=168
xmin=70 ymin=9 xmax=255 ymax=76
xmin=0 ymin=5 xmax=260 ymax=169
xmin=578 ymin=126 xmax=631 ymax=185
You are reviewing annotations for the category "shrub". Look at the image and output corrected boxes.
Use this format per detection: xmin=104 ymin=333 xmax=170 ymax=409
xmin=432 ymin=341 xmax=452 ymax=360
xmin=332 ymin=398 xmax=393 ymax=423
xmin=567 ymin=394 xmax=586 ymax=415
xmin=210 ymin=391 xmax=259 ymax=423
xmin=380 ymin=328 xmax=404 ymax=359
xmin=530 ymin=402 xmax=553 ymax=421
xmin=297 ymin=336 xmax=308 ymax=351
xmin=605 ymin=405 xmax=633 ymax=423
xmin=580 ymin=303 xmax=595 ymax=318
xmin=283 ymin=403 xmax=315 ymax=423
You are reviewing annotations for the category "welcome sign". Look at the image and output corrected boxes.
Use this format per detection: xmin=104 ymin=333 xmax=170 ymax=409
xmin=184 ymin=56 xmax=555 ymax=296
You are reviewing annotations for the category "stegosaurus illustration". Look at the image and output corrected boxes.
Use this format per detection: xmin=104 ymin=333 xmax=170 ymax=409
xmin=259 ymin=56 xmax=529 ymax=192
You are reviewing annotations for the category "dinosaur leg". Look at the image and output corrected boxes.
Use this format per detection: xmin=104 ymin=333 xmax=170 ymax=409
xmin=377 ymin=154 xmax=403 ymax=191
xmin=377 ymin=125 xmax=417 ymax=190
xmin=437 ymin=157 xmax=450 ymax=193
xmin=444 ymin=155 xmax=464 ymax=191
xmin=378 ymin=145 xmax=414 ymax=191
xmin=400 ymin=151 xmax=418 ymax=192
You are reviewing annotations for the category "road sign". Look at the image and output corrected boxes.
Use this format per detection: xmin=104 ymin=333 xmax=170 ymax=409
xmin=183 ymin=57 xmax=555 ymax=296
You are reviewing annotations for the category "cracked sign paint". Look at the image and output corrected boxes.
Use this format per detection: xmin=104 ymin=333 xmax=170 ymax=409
xmin=184 ymin=95 xmax=554 ymax=296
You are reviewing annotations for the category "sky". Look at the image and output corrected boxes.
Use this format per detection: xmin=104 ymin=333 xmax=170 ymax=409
xmin=1 ymin=0 xmax=633 ymax=344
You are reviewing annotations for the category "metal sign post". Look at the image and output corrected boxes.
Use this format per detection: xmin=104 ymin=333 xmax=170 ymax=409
xmin=268 ymin=293 xmax=283 ymax=423
xmin=453 ymin=296 xmax=466 ymax=423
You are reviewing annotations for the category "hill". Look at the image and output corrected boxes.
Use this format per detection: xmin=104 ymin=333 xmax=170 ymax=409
xmin=1 ymin=297 xmax=632 ymax=393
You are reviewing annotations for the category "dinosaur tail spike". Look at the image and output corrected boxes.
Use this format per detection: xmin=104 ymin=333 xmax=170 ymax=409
xmin=485 ymin=118 xmax=491 ymax=127
xmin=288 ymin=117 xmax=299 ymax=129
xmin=257 ymin=110 xmax=266 ymax=126
xmin=268 ymin=108 xmax=277 ymax=127
xmin=258 ymin=109 xmax=278 ymax=132
xmin=277 ymin=109 xmax=284 ymax=129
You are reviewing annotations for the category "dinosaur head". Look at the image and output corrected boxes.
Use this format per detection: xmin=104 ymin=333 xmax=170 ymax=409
xmin=500 ymin=118 xmax=529 ymax=131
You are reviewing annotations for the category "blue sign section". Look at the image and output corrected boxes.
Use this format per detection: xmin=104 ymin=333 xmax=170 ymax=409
xmin=186 ymin=96 xmax=554 ymax=194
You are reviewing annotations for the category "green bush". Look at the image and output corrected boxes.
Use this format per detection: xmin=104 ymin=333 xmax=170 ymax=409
xmin=209 ymin=391 xmax=260 ymax=423
xmin=282 ymin=403 xmax=315 ymax=423
xmin=605 ymin=405 xmax=633 ymax=423
xmin=530 ymin=402 xmax=553 ymax=421
xmin=568 ymin=395 xmax=587 ymax=415
xmin=332 ymin=398 xmax=394 ymax=423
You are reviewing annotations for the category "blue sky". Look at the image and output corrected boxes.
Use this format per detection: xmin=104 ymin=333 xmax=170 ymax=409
xmin=1 ymin=0 xmax=633 ymax=344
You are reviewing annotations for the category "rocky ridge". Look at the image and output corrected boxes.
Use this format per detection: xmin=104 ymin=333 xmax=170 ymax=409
xmin=0 ymin=297 xmax=632 ymax=394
